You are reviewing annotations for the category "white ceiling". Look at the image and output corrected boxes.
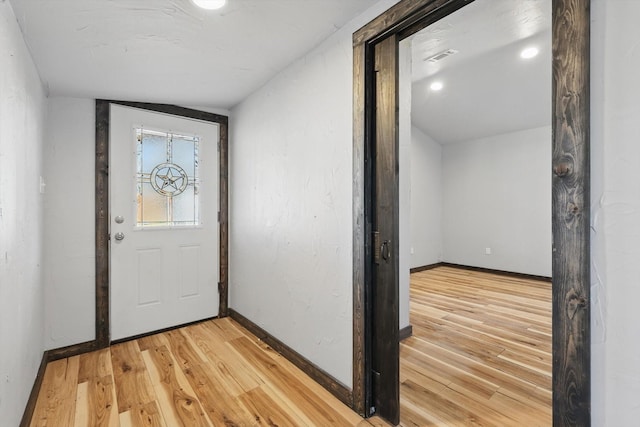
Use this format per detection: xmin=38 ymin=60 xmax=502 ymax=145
xmin=9 ymin=0 xmax=550 ymax=142
xmin=8 ymin=0 xmax=376 ymax=108
xmin=409 ymin=0 xmax=551 ymax=144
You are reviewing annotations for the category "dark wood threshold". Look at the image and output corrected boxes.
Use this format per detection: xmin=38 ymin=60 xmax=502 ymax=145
xmin=229 ymin=308 xmax=353 ymax=409
xmin=399 ymin=325 xmax=413 ymax=341
xmin=409 ymin=263 xmax=442 ymax=274
xmin=19 ymin=351 xmax=48 ymax=427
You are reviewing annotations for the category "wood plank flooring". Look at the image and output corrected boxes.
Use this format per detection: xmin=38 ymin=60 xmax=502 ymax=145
xmin=30 ymin=266 xmax=550 ymax=426
xmin=30 ymin=317 xmax=383 ymax=427
xmin=400 ymin=266 xmax=552 ymax=427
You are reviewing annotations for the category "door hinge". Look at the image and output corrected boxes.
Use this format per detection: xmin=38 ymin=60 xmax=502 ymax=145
xmin=217 ymin=211 xmax=221 ymax=222
xmin=218 ymin=282 xmax=223 ymax=293
xmin=373 ymin=231 xmax=381 ymax=264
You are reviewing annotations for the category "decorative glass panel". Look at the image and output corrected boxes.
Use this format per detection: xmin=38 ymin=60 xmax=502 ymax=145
xmin=136 ymin=128 xmax=200 ymax=227
xmin=172 ymin=135 xmax=197 ymax=176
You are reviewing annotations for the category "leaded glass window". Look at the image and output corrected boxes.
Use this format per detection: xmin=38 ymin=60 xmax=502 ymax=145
xmin=136 ymin=128 xmax=200 ymax=227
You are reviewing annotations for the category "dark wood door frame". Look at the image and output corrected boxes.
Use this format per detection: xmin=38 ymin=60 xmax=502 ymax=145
xmin=370 ymin=35 xmax=401 ymax=424
xmin=94 ymin=100 xmax=229 ymax=348
xmin=46 ymin=101 xmax=229 ymax=362
xmin=352 ymin=0 xmax=590 ymax=425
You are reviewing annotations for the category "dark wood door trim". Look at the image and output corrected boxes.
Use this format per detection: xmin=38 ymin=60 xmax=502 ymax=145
xmin=371 ymin=35 xmax=400 ymax=424
xmin=95 ymin=99 xmax=110 ymax=348
xmin=95 ymin=100 xmax=229 ymax=348
xmin=352 ymin=0 xmax=591 ymax=424
xmin=352 ymin=37 xmax=369 ymax=416
xmin=551 ymin=0 xmax=591 ymax=424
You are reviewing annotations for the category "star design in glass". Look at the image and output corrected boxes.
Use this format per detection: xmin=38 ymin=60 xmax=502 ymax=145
xmin=156 ymin=167 xmax=183 ymax=192
xmin=150 ymin=162 xmax=189 ymax=196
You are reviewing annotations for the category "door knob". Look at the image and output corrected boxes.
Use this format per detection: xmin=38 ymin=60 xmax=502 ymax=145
xmin=114 ymin=232 xmax=125 ymax=241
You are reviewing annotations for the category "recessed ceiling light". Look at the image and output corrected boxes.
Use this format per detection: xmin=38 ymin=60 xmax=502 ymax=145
xmin=430 ymin=81 xmax=444 ymax=91
xmin=192 ymin=0 xmax=227 ymax=10
xmin=520 ymin=47 xmax=539 ymax=59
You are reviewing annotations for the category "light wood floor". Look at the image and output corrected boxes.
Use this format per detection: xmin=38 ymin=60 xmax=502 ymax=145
xmin=30 ymin=266 xmax=551 ymax=427
xmin=30 ymin=317 xmax=386 ymax=427
xmin=400 ymin=266 xmax=552 ymax=426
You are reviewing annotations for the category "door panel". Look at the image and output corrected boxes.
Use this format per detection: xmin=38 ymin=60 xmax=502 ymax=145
xmin=110 ymin=104 xmax=219 ymax=341
xmin=179 ymin=245 xmax=201 ymax=298
xmin=372 ymin=35 xmax=400 ymax=425
xmin=137 ymin=248 xmax=162 ymax=305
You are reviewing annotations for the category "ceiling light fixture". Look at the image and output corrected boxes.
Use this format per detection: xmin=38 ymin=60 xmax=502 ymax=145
xmin=520 ymin=47 xmax=539 ymax=59
xmin=192 ymin=0 xmax=227 ymax=10
xmin=430 ymin=81 xmax=444 ymax=91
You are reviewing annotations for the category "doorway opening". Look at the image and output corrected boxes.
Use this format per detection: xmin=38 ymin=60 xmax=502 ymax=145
xmin=399 ymin=0 xmax=553 ymax=423
xmin=352 ymin=0 xmax=590 ymax=425
xmin=94 ymin=101 xmax=229 ymax=347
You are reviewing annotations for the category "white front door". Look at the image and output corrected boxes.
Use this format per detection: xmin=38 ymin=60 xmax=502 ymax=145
xmin=110 ymin=104 xmax=219 ymax=341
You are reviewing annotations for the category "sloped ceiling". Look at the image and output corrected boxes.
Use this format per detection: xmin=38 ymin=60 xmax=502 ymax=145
xmin=9 ymin=0 xmax=551 ymax=142
xmin=8 ymin=0 xmax=376 ymax=108
xmin=410 ymin=0 xmax=551 ymax=144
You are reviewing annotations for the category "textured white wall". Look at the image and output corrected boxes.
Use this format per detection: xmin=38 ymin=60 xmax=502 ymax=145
xmin=591 ymin=1 xmax=640 ymax=424
xmin=399 ymin=38 xmax=412 ymax=330
xmin=0 ymin=2 xmax=46 ymax=424
xmin=0 ymin=0 xmax=635 ymax=423
xmin=43 ymin=98 xmax=96 ymax=349
xmin=230 ymin=0 xmax=400 ymax=388
xmin=441 ymin=126 xmax=552 ymax=277
xmin=591 ymin=4 xmax=606 ymax=424
xmin=409 ymin=126 xmax=443 ymax=269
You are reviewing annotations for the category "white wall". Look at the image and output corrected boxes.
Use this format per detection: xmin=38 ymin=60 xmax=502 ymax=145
xmin=398 ymin=38 xmax=412 ymax=330
xmin=230 ymin=0 xmax=400 ymax=388
xmin=0 ymin=2 xmax=46 ymax=424
xmin=409 ymin=126 xmax=443 ymax=269
xmin=441 ymin=126 xmax=552 ymax=277
xmin=591 ymin=1 xmax=640 ymax=424
xmin=9 ymin=0 xmax=636 ymax=424
xmin=43 ymin=98 xmax=96 ymax=349
xmin=590 ymin=3 xmax=606 ymax=424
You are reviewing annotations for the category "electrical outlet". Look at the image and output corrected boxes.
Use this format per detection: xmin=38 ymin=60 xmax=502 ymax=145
xmin=485 ymin=247 xmax=492 ymax=255
xmin=410 ymin=247 xmax=414 ymax=255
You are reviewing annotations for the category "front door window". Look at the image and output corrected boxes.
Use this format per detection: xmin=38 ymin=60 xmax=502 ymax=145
xmin=135 ymin=128 xmax=200 ymax=227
